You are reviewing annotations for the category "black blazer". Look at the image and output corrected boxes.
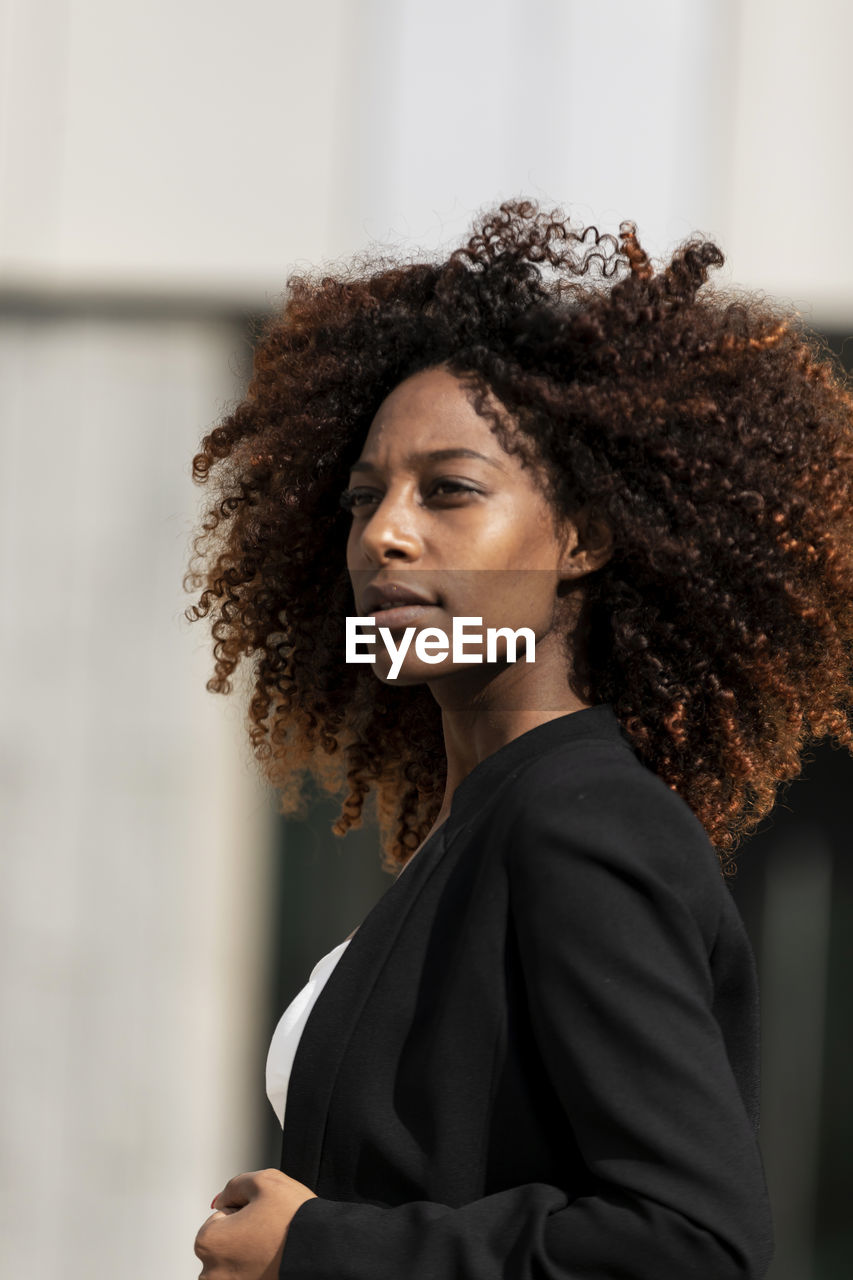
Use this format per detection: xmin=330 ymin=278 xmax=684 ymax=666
xmin=277 ymin=702 xmax=774 ymax=1279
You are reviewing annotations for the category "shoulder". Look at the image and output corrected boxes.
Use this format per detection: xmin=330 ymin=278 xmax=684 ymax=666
xmin=495 ymin=738 xmax=726 ymax=939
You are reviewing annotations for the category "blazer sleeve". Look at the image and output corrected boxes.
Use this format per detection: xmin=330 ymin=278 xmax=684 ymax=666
xmin=278 ymin=754 xmax=775 ymax=1280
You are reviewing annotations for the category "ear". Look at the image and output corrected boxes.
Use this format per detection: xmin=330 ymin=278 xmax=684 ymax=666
xmin=557 ymin=507 xmax=614 ymax=580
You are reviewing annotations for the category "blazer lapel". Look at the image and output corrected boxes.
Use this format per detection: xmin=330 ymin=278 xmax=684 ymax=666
xmin=280 ymin=821 xmax=452 ymax=1188
xmin=280 ymin=705 xmax=631 ymax=1187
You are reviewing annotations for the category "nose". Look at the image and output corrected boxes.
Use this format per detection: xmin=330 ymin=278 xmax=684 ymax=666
xmin=353 ymin=486 xmax=424 ymax=564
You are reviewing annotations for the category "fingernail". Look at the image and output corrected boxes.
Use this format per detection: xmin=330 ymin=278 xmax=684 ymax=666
xmin=210 ymin=1196 xmax=217 ymax=1209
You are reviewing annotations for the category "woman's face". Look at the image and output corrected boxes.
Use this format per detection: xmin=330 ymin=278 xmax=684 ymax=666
xmin=343 ymin=364 xmax=595 ymax=688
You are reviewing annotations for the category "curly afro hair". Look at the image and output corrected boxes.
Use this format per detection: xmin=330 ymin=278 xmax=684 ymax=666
xmin=184 ymin=198 xmax=853 ymax=877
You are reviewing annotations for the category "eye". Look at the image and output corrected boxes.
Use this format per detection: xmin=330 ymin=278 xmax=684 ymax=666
xmin=339 ymin=480 xmax=481 ymax=515
xmin=339 ymin=486 xmax=379 ymax=512
xmin=431 ymin=480 xmax=479 ymax=498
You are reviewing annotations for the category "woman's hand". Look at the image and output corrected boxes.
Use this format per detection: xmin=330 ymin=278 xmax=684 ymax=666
xmin=194 ymin=1168 xmax=317 ymax=1279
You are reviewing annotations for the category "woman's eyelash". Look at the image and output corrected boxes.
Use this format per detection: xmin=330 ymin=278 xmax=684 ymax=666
xmin=339 ymin=486 xmax=377 ymax=511
xmin=339 ymin=481 xmax=479 ymax=511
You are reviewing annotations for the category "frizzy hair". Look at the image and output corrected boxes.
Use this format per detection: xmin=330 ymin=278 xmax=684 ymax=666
xmin=183 ymin=197 xmax=853 ymax=877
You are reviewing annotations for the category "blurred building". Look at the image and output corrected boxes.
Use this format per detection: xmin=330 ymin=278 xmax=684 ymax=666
xmin=1 ymin=2 xmax=851 ymax=1277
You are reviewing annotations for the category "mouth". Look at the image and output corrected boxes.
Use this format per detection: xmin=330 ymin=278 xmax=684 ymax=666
xmin=361 ymin=581 xmax=437 ymax=614
xmin=368 ymin=602 xmax=438 ymax=629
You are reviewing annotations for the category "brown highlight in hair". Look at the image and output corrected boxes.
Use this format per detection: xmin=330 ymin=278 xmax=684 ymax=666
xmin=183 ymin=198 xmax=853 ymax=877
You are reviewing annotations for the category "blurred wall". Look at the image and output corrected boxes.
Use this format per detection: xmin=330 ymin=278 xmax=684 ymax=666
xmin=3 ymin=0 xmax=851 ymax=317
xmin=0 ymin=303 xmax=276 ymax=1274
xmin=1 ymin=2 xmax=850 ymax=1278
xmin=0 ymin=0 xmax=354 ymax=296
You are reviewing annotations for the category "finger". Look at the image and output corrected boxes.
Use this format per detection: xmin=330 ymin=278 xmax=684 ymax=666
xmin=211 ymin=1170 xmax=260 ymax=1211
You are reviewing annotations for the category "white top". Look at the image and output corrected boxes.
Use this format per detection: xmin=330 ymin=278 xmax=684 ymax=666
xmin=265 ymin=934 xmax=353 ymax=1128
xmin=266 ymin=844 xmax=425 ymax=1130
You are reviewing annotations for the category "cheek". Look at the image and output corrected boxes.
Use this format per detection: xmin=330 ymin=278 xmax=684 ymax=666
xmin=345 ymin=523 xmax=359 ymax=560
xmin=448 ymin=573 xmax=558 ymax=638
xmin=468 ymin=507 xmax=527 ymax=552
xmin=469 ymin=495 xmax=559 ymax=562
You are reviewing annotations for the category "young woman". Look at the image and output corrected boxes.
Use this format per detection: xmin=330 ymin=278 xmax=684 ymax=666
xmin=186 ymin=199 xmax=853 ymax=1279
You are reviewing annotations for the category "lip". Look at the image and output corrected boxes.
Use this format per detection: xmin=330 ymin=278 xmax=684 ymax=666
xmin=361 ymin=581 xmax=436 ymax=613
xmin=367 ymin=602 xmax=438 ymax=629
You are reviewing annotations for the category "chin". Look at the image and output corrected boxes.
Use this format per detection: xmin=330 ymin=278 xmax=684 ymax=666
xmin=372 ymin=661 xmax=444 ymax=687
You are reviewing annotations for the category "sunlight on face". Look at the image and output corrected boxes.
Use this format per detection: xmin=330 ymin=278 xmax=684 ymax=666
xmin=343 ymin=365 xmax=582 ymax=687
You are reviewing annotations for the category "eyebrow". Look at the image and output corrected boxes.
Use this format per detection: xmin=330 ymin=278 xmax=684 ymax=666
xmin=349 ymin=448 xmax=506 ymax=474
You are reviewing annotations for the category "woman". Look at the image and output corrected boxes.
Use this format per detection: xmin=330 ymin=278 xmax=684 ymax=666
xmin=186 ymin=200 xmax=853 ymax=1279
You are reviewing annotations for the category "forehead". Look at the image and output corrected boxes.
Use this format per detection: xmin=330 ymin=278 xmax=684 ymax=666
xmin=361 ymin=365 xmax=503 ymax=453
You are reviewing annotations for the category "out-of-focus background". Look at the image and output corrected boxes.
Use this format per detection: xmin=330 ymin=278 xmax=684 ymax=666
xmin=1 ymin=2 xmax=851 ymax=1277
